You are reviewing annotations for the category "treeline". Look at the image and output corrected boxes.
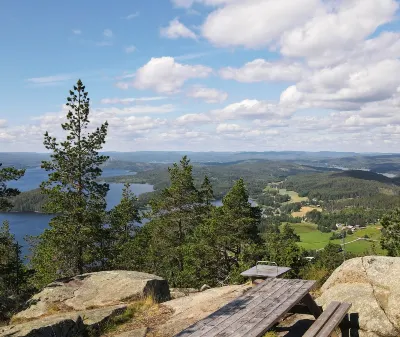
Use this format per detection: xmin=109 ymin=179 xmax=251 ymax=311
xmin=306 ymin=208 xmax=383 ymax=232
xmin=283 ymin=172 xmax=400 ymax=201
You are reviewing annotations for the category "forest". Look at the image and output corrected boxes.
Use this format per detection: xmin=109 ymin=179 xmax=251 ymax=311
xmin=1 ymin=80 xmax=400 ymax=324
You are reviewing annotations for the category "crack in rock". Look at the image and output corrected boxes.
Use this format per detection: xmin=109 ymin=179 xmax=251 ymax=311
xmin=361 ymin=257 xmax=400 ymax=336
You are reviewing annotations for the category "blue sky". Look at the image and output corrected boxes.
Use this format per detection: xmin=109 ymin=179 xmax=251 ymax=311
xmin=1 ymin=0 xmax=400 ymax=152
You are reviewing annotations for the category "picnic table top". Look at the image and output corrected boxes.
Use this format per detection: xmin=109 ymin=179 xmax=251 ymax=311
xmin=175 ymin=278 xmax=316 ymax=337
xmin=240 ymin=265 xmax=291 ymax=278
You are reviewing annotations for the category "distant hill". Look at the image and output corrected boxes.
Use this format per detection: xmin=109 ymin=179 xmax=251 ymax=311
xmin=284 ymin=170 xmax=400 ymax=201
xmin=333 ymin=170 xmax=399 ymax=185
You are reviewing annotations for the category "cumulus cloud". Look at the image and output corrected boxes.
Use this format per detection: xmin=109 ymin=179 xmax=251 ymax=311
xmin=220 ymin=59 xmax=306 ymax=82
xmin=171 ymin=0 xmax=235 ymax=8
xmin=100 ymin=97 xmax=167 ymax=104
xmin=97 ymin=104 xmax=175 ymax=115
xmin=125 ymin=12 xmax=140 ymax=19
xmin=216 ymin=123 xmax=244 ymax=133
xmin=280 ymin=0 xmax=399 ymax=67
xmin=0 ymin=120 xmax=7 ymax=128
xmin=211 ymin=99 xmax=295 ymax=121
xmin=161 ymin=18 xmax=197 ymax=40
xmin=202 ymin=0 xmax=320 ymax=48
xmin=132 ymin=57 xmax=212 ymax=94
xmin=175 ymin=113 xmax=212 ymax=125
xmin=281 ymin=59 xmax=400 ymax=110
xmin=186 ymin=86 xmax=228 ymax=103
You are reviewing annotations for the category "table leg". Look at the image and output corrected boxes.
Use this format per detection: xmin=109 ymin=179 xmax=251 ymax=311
xmin=302 ymin=293 xmax=323 ymax=318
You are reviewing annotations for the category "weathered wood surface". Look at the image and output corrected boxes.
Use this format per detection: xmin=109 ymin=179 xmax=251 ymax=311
xmin=174 ymin=278 xmax=316 ymax=337
xmin=303 ymin=301 xmax=352 ymax=337
xmin=241 ymin=265 xmax=291 ymax=278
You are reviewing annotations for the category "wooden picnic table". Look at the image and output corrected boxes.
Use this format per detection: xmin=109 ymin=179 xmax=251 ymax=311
xmin=175 ymin=278 xmax=321 ymax=337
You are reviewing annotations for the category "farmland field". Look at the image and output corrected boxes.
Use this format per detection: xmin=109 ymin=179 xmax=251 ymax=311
xmin=292 ymin=206 xmax=323 ymax=217
xmin=282 ymin=222 xmax=385 ymax=254
xmin=278 ymin=189 xmax=308 ymax=203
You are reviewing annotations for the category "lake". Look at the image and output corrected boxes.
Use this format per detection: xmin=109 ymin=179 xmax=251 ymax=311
xmin=0 ymin=168 xmax=154 ymax=254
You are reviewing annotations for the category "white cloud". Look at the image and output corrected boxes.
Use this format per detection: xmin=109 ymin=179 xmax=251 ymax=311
xmin=280 ymin=0 xmax=399 ymax=67
xmin=133 ymin=57 xmax=212 ymax=94
xmin=220 ymin=59 xmax=306 ymax=82
xmin=98 ymin=104 xmax=175 ymax=115
xmin=202 ymin=0 xmax=321 ymax=48
xmin=171 ymin=0 xmax=237 ymax=8
xmin=175 ymin=113 xmax=212 ymax=125
xmin=125 ymin=12 xmax=140 ymax=19
xmin=282 ymin=59 xmax=400 ymax=110
xmin=0 ymin=120 xmax=7 ymax=128
xmin=72 ymin=29 xmax=81 ymax=35
xmin=115 ymin=82 xmax=130 ymax=90
xmin=211 ymin=99 xmax=295 ymax=121
xmin=103 ymin=29 xmax=113 ymax=38
xmin=125 ymin=45 xmax=136 ymax=53
xmin=100 ymin=97 xmax=167 ymax=104
xmin=187 ymin=86 xmax=228 ymax=103
xmin=216 ymin=123 xmax=244 ymax=133
xmin=161 ymin=18 xmax=197 ymax=40
xmin=26 ymin=75 xmax=74 ymax=86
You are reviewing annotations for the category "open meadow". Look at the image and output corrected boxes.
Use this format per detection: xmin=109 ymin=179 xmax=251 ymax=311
xmin=282 ymin=222 xmax=385 ymax=254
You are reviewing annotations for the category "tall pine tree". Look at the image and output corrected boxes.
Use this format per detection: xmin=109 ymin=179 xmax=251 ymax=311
xmin=145 ymin=156 xmax=205 ymax=286
xmin=30 ymin=80 xmax=109 ymax=288
xmin=107 ymin=183 xmax=141 ymax=269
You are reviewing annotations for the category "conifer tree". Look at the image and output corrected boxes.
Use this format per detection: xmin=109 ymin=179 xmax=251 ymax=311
xmin=146 ymin=156 xmax=205 ymax=286
xmin=0 ymin=163 xmax=25 ymax=211
xmin=200 ymin=175 xmax=214 ymax=206
xmin=0 ymin=221 xmax=26 ymax=296
xmin=380 ymin=208 xmax=400 ymax=256
xmin=30 ymin=80 xmax=109 ymax=287
xmin=107 ymin=183 xmax=141 ymax=269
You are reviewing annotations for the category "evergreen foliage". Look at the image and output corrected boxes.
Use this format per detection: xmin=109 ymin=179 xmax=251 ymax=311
xmin=380 ymin=208 xmax=400 ymax=256
xmin=30 ymin=80 xmax=109 ymax=287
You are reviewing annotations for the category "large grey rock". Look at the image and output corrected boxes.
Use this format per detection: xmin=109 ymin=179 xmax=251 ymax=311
xmin=14 ymin=271 xmax=170 ymax=321
xmin=317 ymin=256 xmax=400 ymax=337
xmin=0 ymin=305 xmax=126 ymax=337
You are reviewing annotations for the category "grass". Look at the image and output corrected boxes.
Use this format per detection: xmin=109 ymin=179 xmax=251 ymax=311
xmin=282 ymin=222 xmax=385 ymax=254
xmin=278 ymin=189 xmax=308 ymax=203
xmin=291 ymin=206 xmax=323 ymax=217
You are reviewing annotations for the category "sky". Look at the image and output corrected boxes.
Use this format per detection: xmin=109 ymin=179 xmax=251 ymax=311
xmin=1 ymin=0 xmax=400 ymax=153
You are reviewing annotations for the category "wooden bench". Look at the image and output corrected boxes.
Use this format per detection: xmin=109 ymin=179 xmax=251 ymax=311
xmin=303 ymin=301 xmax=352 ymax=337
xmin=174 ymin=278 xmax=321 ymax=337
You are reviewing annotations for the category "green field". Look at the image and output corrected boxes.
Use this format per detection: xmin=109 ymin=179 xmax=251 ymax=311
xmin=278 ymin=189 xmax=309 ymax=203
xmin=282 ymin=222 xmax=385 ymax=254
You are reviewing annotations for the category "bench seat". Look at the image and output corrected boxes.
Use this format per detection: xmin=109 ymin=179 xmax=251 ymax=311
xmin=303 ymin=301 xmax=352 ymax=337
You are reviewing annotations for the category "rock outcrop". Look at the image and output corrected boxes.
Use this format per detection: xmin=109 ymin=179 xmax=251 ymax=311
xmin=317 ymin=256 xmax=400 ymax=337
xmin=1 ymin=271 xmax=170 ymax=337
xmin=157 ymin=284 xmax=252 ymax=336
xmin=14 ymin=270 xmax=170 ymax=321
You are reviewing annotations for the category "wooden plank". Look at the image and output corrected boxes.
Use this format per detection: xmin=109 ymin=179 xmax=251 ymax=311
xmin=173 ymin=278 xmax=280 ymax=337
xmin=180 ymin=279 xmax=291 ymax=337
xmin=302 ymin=302 xmax=341 ymax=337
xmin=217 ymin=280 xmax=309 ymax=337
xmin=302 ymin=293 xmax=323 ymax=318
xmin=317 ymin=302 xmax=352 ymax=337
xmin=236 ymin=281 xmax=316 ymax=337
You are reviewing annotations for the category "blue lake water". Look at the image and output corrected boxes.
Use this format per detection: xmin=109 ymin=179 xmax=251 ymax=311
xmin=0 ymin=168 xmax=153 ymax=255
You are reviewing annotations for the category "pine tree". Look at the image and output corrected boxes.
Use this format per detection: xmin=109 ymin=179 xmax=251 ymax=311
xmin=30 ymin=80 xmax=109 ymax=287
xmin=0 ymin=221 xmax=26 ymax=296
xmin=200 ymin=176 xmax=214 ymax=206
xmin=0 ymin=163 xmax=25 ymax=211
xmin=186 ymin=178 xmax=263 ymax=286
xmin=380 ymin=208 xmax=400 ymax=256
xmin=145 ymin=156 xmax=205 ymax=286
xmin=107 ymin=183 xmax=141 ymax=269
